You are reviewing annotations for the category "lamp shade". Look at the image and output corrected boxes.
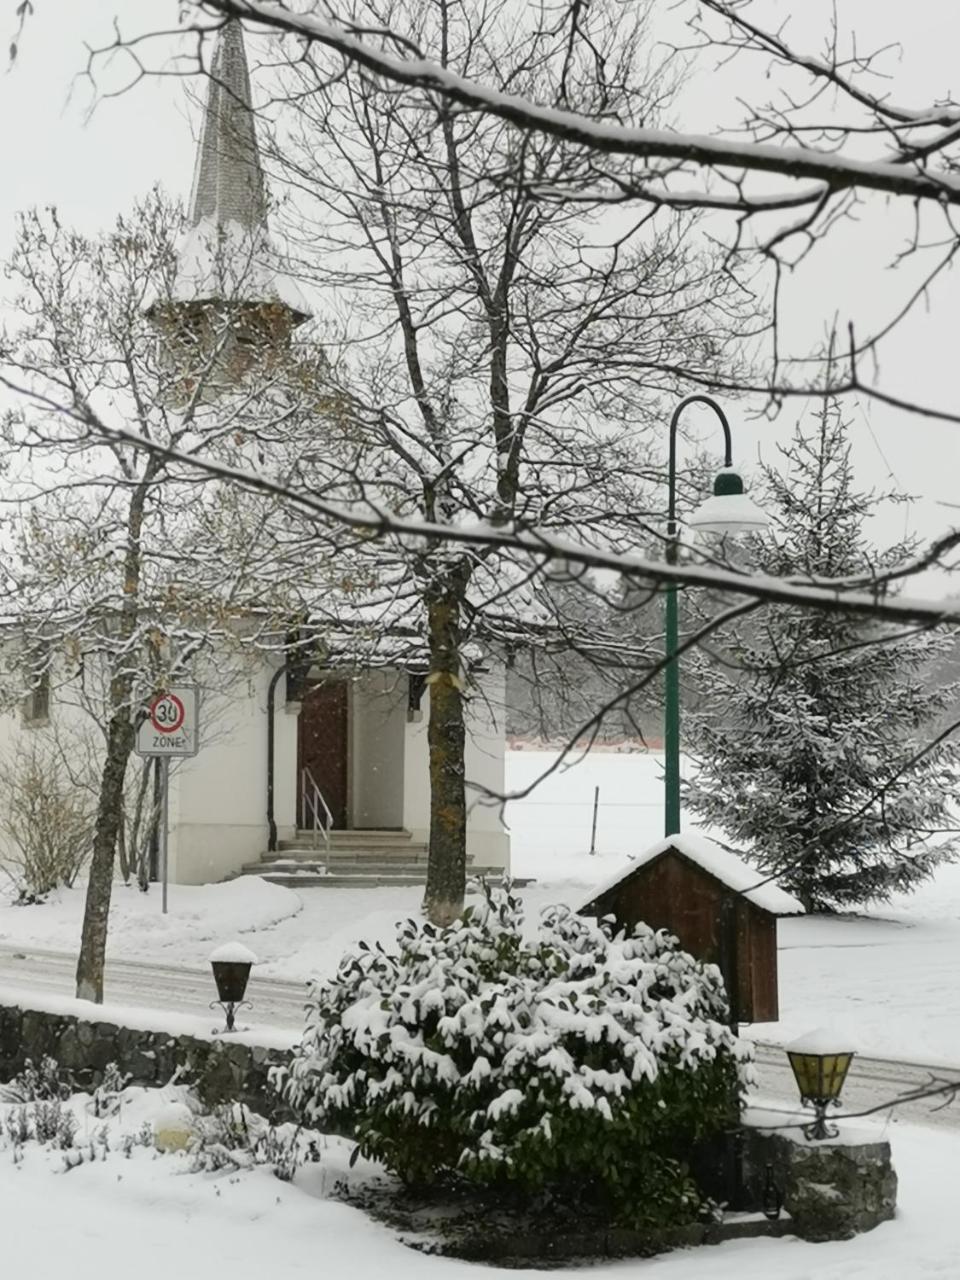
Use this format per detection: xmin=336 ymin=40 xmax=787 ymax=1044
xmin=688 ymin=468 xmax=770 ymax=536
xmin=209 ymin=941 xmax=257 ymax=1003
xmin=786 ymin=1028 xmax=855 ymax=1104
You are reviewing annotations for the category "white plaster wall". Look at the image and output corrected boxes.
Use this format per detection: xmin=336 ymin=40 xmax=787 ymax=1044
xmin=275 ymin=682 xmax=299 ymax=841
xmin=167 ymin=661 xmax=271 ymax=884
xmin=402 ymin=663 xmax=510 ymax=872
xmin=402 ymin=703 xmax=431 ymax=838
xmin=350 ymin=670 xmax=405 ymax=828
xmin=464 ymin=663 xmax=510 ymax=871
xmin=0 ymin=653 xmax=108 ymax=874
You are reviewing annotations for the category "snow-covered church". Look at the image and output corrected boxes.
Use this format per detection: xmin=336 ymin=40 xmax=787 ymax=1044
xmin=0 ymin=21 xmax=510 ymax=888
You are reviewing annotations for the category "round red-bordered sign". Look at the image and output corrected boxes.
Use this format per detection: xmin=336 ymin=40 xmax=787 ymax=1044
xmin=150 ymin=692 xmax=185 ymax=735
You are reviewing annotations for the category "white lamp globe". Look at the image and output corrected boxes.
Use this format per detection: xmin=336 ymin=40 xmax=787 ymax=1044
xmin=687 ymin=468 xmax=770 ymax=536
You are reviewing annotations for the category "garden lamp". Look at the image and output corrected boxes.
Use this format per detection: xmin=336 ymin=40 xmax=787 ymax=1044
xmin=786 ymin=1030 xmax=856 ymax=1140
xmin=209 ymin=941 xmax=257 ymax=1034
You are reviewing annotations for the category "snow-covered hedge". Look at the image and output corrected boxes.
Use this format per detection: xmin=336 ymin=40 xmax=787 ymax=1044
xmin=280 ymin=886 xmax=752 ymax=1229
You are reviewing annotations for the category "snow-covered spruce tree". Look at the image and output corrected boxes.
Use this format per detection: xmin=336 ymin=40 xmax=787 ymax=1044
xmin=685 ymin=402 xmax=960 ymax=911
xmin=279 ymin=885 xmax=750 ymax=1234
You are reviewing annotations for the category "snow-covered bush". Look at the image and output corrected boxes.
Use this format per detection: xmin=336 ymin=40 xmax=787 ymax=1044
xmin=0 ymin=1056 xmax=74 ymax=1103
xmin=188 ymin=1103 xmax=309 ymax=1181
xmin=280 ymin=886 xmax=751 ymax=1230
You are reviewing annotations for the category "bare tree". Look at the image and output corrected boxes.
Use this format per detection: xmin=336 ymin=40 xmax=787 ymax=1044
xmin=0 ymin=192 xmax=351 ymax=999
xmin=225 ymin=0 xmax=756 ymax=922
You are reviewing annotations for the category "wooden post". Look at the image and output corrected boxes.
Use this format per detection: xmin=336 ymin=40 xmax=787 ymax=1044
xmin=589 ymin=786 xmax=600 ymax=854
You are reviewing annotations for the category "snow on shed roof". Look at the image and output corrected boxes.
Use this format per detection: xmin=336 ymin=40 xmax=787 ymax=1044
xmin=581 ymin=831 xmax=803 ymax=916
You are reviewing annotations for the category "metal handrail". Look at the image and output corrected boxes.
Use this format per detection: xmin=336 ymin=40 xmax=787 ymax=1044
xmin=300 ymin=767 xmax=333 ymax=851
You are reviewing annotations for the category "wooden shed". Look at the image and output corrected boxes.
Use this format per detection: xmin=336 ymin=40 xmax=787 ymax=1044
xmin=579 ymin=832 xmax=802 ymax=1024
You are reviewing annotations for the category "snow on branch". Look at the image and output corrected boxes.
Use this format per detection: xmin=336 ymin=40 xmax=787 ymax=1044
xmin=8 ymin=370 xmax=960 ymax=631
xmin=200 ymin=0 xmax=960 ymax=211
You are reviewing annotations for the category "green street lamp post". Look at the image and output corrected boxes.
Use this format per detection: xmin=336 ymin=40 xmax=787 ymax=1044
xmin=663 ymin=395 xmax=769 ymax=836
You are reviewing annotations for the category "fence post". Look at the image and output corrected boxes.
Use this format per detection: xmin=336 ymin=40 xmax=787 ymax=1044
xmin=589 ymin=785 xmax=600 ymax=855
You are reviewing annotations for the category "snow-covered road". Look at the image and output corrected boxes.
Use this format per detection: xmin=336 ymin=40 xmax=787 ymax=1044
xmin=2 ymin=941 xmax=957 ymax=1133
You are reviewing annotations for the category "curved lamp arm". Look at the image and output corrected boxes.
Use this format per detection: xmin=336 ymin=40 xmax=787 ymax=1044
xmin=667 ymin=395 xmax=734 ymax=531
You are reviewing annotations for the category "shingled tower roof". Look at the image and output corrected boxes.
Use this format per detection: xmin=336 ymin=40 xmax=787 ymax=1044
xmin=188 ymin=19 xmax=268 ymax=233
xmin=165 ymin=19 xmax=310 ymax=323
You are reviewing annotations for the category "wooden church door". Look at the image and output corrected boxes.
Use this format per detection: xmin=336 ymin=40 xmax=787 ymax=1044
xmin=297 ymin=682 xmax=349 ymax=829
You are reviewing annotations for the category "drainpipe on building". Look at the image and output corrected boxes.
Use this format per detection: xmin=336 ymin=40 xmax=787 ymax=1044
xmin=266 ymin=663 xmax=286 ymax=853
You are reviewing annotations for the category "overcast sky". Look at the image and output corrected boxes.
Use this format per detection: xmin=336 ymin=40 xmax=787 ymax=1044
xmin=1 ymin=0 xmax=958 ymax=593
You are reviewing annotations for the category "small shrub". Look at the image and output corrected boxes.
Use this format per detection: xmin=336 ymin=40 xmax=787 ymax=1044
xmin=5 ymin=1105 xmax=31 ymax=1147
xmin=0 ymin=1056 xmax=74 ymax=1103
xmin=0 ymin=737 xmax=96 ymax=903
xmin=188 ymin=1103 xmax=305 ymax=1181
xmin=121 ymin=1123 xmax=154 ymax=1158
xmin=31 ymin=1099 xmax=77 ymax=1148
xmin=280 ymin=885 xmax=752 ymax=1234
xmin=90 ymin=1063 xmax=131 ymax=1118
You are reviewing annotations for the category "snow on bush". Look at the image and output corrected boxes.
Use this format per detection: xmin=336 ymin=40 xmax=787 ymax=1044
xmin=280 ymin=885 xmax=752 ymax=1229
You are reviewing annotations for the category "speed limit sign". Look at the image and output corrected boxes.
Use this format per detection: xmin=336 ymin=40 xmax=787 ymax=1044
xmin=136 ymin=687 xmax=199 ymax=758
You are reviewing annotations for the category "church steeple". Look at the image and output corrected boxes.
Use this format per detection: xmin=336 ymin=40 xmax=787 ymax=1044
xmin=148 ymin=18 xmax=310 ymax=382
xmin=187 ymin=19 xmax=268 ymax=235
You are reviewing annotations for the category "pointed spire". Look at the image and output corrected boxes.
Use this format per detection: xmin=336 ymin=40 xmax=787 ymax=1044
xmin=188 ymin=19 xmax=267 ymax=233
xmin=152 ymin=18 xmax=311 ymax=331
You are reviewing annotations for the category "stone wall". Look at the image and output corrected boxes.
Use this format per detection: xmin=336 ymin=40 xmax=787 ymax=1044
xmin=0 ymin=1001 xmax=294 ymax=1122
xmin=742 ymin=1125 xmax=897 ymax=1242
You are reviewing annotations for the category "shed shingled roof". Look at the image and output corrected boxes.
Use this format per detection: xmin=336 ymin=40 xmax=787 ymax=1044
xmin=579 ymin=831 xmax=804 ymax=916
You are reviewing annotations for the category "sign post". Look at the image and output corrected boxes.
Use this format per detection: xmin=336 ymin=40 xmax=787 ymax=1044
xmin=136 ymin=688 xmax=200 ymax=913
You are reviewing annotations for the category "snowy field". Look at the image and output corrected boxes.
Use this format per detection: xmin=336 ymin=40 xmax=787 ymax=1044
xmin=0 ymin=749 xmax=959 ymax=1064
xmin=3 ymin=1083 xmax=959 ymax=1280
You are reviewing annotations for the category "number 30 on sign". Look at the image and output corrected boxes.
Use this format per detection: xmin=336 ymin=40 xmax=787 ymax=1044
xmin=136 ymin=687 xmax=200 ymax=758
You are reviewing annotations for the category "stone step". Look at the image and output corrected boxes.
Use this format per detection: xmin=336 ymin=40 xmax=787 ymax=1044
xmin=246 ymin=859 xmax=426 ymax=877
xmin=258 ymin=872 xmax=429 ymax=888
xmin=275 ymin=849 xmax=429 ymax=865
xmin=292 ymin=828 xmax=415 ymax=846
xmin=241 ymin=861 xmax=523 ymax=888
xmin=246 ymin=856 xmax=504 ymax=876
xmin=279 ymin=841 xmax=428 ymax=858
xmin=255 ymin=872 xmax=528 ymax=889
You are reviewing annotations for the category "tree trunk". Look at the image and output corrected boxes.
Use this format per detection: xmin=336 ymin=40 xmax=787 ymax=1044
xmin=75 ymin=700 xmax=135 ymax=1001
xmin=75 ymin=474 xmax=152 ymax=1002
xmin=117 ymin=792 xmax=130 ymax=885
xmin=423 ymin=580 xmax=468 ymax=926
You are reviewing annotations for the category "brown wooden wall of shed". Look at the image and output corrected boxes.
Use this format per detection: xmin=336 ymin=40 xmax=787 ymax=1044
xmin=587 ymin=851 xmax=778 ymax=1023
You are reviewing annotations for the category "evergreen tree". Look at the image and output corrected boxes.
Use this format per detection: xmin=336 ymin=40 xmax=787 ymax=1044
xmin=685 ymin=402 xmax=960 ymax=911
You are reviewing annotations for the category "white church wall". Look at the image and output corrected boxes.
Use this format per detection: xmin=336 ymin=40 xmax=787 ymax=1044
xmin=464 ymin=663 xmax=510 ymax=871
xmin=167 ymin=660 xmax=269 ymax=885
xmin=274 ymin=674 xmax=299 ymax=842
xmin=402 ymin=662 xmax=510 ymax=871
xmin=350 ymin=670 xmax=405 ymax=828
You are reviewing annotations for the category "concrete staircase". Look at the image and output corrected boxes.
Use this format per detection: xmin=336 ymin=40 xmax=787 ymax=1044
xmin=241 ymin=829 xmax=508 ymax=888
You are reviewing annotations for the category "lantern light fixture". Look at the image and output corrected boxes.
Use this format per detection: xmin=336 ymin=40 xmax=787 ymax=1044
xmin=786 ymin=1028 xmax=856 ymax=1141
xmin=209 ymin=940 xmax=257 ymax=1034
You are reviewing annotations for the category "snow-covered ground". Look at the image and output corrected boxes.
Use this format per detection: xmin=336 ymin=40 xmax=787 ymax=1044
xmin=1 ymin=747 xmax=959 ymax=1279
xmin=3 ymin=1083 xmax=960 ymax=1280
xmin=0 ymin=749 xmax=959 ymax=1064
